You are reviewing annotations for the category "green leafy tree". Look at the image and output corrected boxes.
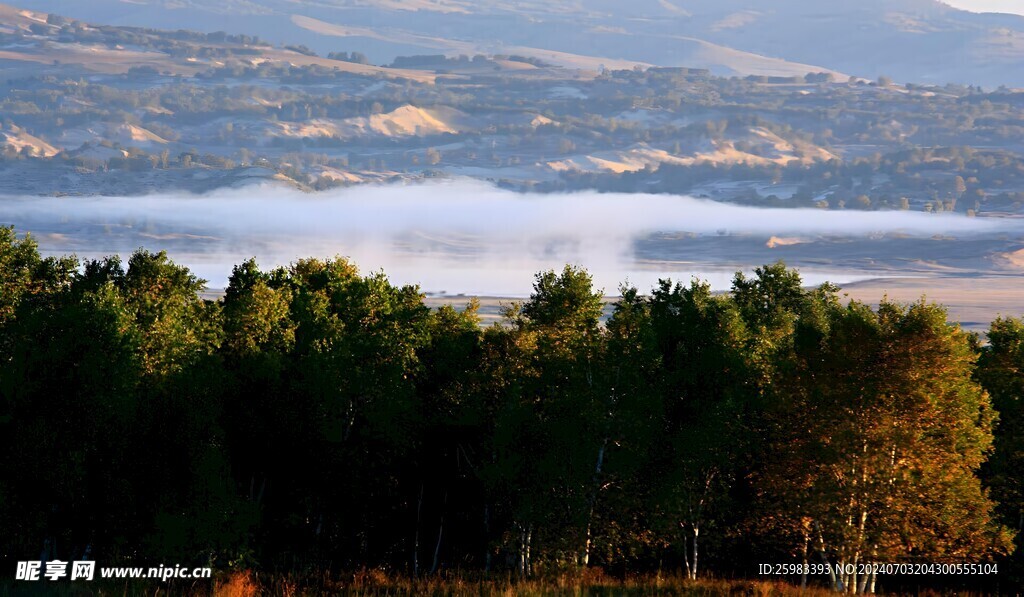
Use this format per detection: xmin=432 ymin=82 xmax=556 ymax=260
xmin=485 ymin=266 xmax=607 ymax=573
xmin=280 ymin=257 xmax=432 ymax=563
xmin=410 ymin=300 xmax=484 ymax=574
xmin=643 ymin=279 xmax=751 ymax=580
xmin=0 ymin=279 xmax=140 ymax=562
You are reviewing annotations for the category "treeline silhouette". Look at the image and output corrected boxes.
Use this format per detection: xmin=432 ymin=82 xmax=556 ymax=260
xmin=0 ymin=226 xmax=1021 ymax=593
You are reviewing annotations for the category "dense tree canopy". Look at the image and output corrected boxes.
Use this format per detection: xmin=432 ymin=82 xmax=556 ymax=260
xmin=0 ymin=227 xmax=1018 ymax=593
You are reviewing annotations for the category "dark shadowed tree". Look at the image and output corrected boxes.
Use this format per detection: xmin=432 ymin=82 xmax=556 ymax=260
xmin=977 ymin=316 xmax=1024 ymax=583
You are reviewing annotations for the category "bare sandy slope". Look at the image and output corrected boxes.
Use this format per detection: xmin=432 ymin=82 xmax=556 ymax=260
xmin=0 ymin=4 xmax=47 ymax=27
xmin=546 ymin=130 xmax=837 ymax=174
xmin=272 ymin=105 xmax=471 ymax=140
xmin=0 ymin=126 xmax=58 ymax=157
xmin=1002 ymin=248 xmax=1024 ymax=269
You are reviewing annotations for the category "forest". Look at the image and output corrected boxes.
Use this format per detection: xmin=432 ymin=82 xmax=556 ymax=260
xmin=0 ymin=225 xmax=1022 ymax=594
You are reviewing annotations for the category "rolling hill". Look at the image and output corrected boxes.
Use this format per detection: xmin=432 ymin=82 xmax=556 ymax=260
xmin=12 ymin=0 xmax=1024 ymax=86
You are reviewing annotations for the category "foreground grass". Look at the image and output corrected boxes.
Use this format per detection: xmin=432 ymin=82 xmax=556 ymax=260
xmin=218 ymin=572 xmax=841 ymax=597
xmin=2 ymin=571 xmax=1000 ymax=596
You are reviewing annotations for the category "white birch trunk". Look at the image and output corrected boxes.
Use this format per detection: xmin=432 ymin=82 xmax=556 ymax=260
xmin=525 ymin=525 xmax=533 ymax=577
xmin=816 ymin=522 xmax=843 ymax=593
xmin=681 ymin=523 xmax=692 ymax=581
xmin=691 ymin=525 xmax=699 ymax=581
xmin=517 ymin=524 xmax=526 ymax=578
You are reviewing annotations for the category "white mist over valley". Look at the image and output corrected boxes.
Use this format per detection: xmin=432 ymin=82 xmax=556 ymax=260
xmin=2 ymin=181 xmax=1019 ymax=296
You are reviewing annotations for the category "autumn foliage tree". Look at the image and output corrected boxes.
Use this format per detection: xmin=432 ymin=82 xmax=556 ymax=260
xmin=759 ymin=299 xmax=1012 ymax=593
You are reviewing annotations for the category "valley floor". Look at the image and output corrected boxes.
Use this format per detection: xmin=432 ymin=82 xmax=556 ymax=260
xmin=841 ymin=276 xmax=1024 ymax=333
xmin=424 ymin=275 xmax=1024 ymax=334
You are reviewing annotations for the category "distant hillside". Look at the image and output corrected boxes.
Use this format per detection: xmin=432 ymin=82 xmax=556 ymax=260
xmin=2 ymin=1 xmax=1024 ymax=216
xmin=13 ymin=0 xmax=1024 ymax=86
xmin=0 ymin=3 xmax=435 ymax=82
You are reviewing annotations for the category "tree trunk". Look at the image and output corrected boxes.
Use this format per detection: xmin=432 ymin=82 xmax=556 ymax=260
xmin=691 ymin=525 xmax=699 ymax=580
xmin=581 ymin=523 xmax=592 ymax=567
xmin=483 ymin=504 xmax=491 ymax=573
xmin=525 ymin=525 xmax=533 ymax=577
xmin=815 ymin=522 xmax=843 ymax=593
xmin=518 ymin=525 xmax=526 ymax=578
xmin=413 ymin=483 xmax=423 ymax=576
xmin=860 ymin=546 xmax=878 ymax=595
xmin=801 ymin=531 xmax=810 ymax=589
xmin=851 ymin=507 xmax=868 ymax=593
xmin=857 ymin=565 xmax=871 ymax=594
xmin=581 ymin=439 xmax=608 ymax=568
xmin=681 ymin=523 xmax=692 ymax=581
xmin=429 ymin=491 xmax=447 ymax=575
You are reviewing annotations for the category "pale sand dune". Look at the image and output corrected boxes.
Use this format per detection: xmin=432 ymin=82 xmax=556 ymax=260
xmin=0 ymin=127 xmax=58 ymax=157
xmin=342 ymin=105 xmax=469 ymax=136
xmin=311 ymin=166 xmax=401 ymax=184
xmin=528 ymin=114 xmax=554 ymax=127
xmin=274 ymin=105 xmax=472 ymax=139
xmin=765 ymin=236 xmax=808 ymax=248
xmin=0 ymin=5 xmax=49 ymax=28
xmin=57 ymin=124 xmax=166 ymax=150
xmin=1001 ymin=248 xmax=1024 ymax=268
xmin=315 ymin=167 xmax=366 ymax=184
xmin=547 ymin=130 xmax=836 ymax=174
xmin=111 ymin=124 xmax=168 ymax=145
xmin=16 ymin=8 xmax=45 ymax=23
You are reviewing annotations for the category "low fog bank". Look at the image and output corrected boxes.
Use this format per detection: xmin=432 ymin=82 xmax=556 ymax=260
xmin=0 ymin=180 xmax=1017 ymax=295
